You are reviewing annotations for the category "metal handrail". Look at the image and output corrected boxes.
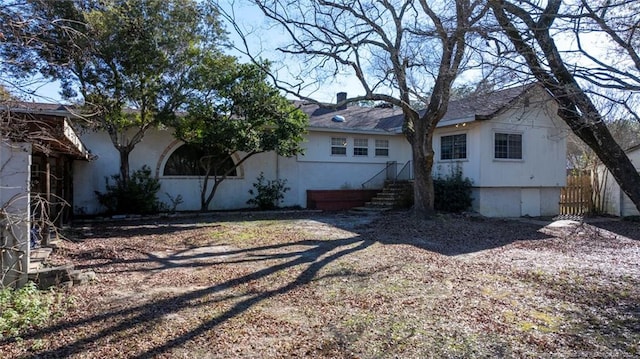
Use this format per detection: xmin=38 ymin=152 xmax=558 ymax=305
xmin=396 ymin=161 xmax=413 ymax=181
xmin=361 ymin=161 xmax=413 ymax=189
xmin=361 ymin=161 xmax=396 ymax=189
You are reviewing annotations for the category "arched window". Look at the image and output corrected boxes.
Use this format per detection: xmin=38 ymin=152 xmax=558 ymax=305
xmin=163 ymin=144 xmax=237 ymax=177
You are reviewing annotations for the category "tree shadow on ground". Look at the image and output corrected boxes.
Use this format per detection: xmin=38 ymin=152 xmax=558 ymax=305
xmin=366 ymin=211 xmax=550 ymax=256
xmin=65 ymin=222 xmax=222 ymax=241
xmin=6 ymin=229 xmax=375 ymax=357
xmin=590 ymin=220 xmax=640 ymax=241
xmin=6 ymin=210 xmax=631 ymax=357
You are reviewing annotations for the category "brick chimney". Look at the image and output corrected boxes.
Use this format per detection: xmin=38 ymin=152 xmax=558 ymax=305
xmin=336 ymin=92 xmax=347 ymax=110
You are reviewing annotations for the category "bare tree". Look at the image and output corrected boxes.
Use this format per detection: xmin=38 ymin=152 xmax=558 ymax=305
xmin=0 ymin=2 xmax=87 ymax=287
xmin=230 ymin=0 xmax=490 ymax=217
xmin=488 ymin=0 xmax=640 ymax=213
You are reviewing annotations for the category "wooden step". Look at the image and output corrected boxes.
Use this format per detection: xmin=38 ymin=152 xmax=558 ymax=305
xmin=369 ymin=198 xmax=397 ymax=206
xmin=350 ymin=206 xmax=391 ymax=213
xmin=30 ymin=247 xmax=53 ymax=262
xmin=29 ymin=247 xmax=53 ymax=273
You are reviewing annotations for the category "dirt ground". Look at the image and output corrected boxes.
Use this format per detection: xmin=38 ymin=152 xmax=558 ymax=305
xmin=1 ymin=211 xmax=639 ymax=358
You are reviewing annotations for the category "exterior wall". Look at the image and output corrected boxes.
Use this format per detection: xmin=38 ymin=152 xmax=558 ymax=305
xmin=433 ymin=91 xmax=568 ymax=189
xmin=600 ymin=148 xmax=640 ymax=216
xmin=300 ymin=130 xmax=411 ymax=164
xmin=73 ymin=128 xmax=284 ymax=213
xmin=295 ymin=130 xmax=411 ymax=205
xmin=0 ymin=141 xmax=31 ymax=287
xmin=478 ymin=100 xmax=567 ymax=189
xmin=436 ymin=89 xmax=568 ymax=217
xmin=71 ymin=91 xmax=568 ymax=218
xmin=540 ymin=188 xmax=562 ymax=216
xmin=598 ymin=167 xmax=620 ymax=216
xmin=73 ymin=128 xmax=411 ymax=214
xmin=432 ymin=122 xmax=482 ymax=183
xmin=473 ymin=187 xmax=561 ymax=217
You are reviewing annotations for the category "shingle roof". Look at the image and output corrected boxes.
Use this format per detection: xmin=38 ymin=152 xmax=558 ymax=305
xmin=297 ymin=101 xmax=405 ymax=133
xmin=1 ymin=101 xmax=77 ymax=115
xmin=1 ymin=102 xmax=91 ymax=159
xmin=298 ymin=83 xmax=539 ymax=133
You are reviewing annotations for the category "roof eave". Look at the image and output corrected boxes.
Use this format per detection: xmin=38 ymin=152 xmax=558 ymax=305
xmin=62 ymin=118 xmax=92 ymax=161
xmin=6 ymin=106 xmax=85 ymax=120
xmin=307 ymin=126 xmax=402 ymax=136
xmin=436 ymin=115 xmax=478 ymax=128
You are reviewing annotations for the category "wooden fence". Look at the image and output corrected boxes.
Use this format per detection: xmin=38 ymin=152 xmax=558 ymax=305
xmin=559 ymin=174 xmax=593 ymax=215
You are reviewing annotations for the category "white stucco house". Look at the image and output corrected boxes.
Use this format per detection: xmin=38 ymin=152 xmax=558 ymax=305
xmin=67 ymin=82 xmax=569 ymax=217
xmin=599 ymin=145 xmax=640 ymax=217
xmin=1 ymin=83 xmax=570 ymax=235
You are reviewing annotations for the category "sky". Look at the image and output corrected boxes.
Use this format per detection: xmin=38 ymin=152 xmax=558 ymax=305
xmin=220 ymin=1 xmax=366 ymax=104
xmin=24 ymin=0 xmax=366 ymax=105
xmin=22 ymin=1 xmax=626 ymax=108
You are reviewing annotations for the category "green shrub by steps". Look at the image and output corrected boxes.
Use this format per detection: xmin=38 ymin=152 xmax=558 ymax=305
xmin=0 ymin=282 xmax=70 ymax=339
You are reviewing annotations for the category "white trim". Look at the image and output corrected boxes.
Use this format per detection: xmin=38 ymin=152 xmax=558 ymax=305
xmin=493 ymin=130 xmax=524 ymax=161
xmin=437 ymin=115 xmax=477 ymax=128
xmin=309 ymin=127 xmax=401 ymax=135
xmin=157 ymin=141 xmax=244 ymax=178
xmin=439 ymin=132 xmax=468 ymax=161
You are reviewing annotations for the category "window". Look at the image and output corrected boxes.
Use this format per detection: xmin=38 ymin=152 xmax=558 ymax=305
xmin=495 ymin=133 xmax=522 ymax=159
xmin=353 ymin=138 xmax=368 ymax=156
xmin=375 ymin=139 xmax=389 ymax=157
xmin=440 ymin=134 xmax=467 ymax=160
xmin=163 ymin=144 xmax=237 ymax=176
xmin=331 ymin=137 xmax=347 ymax=155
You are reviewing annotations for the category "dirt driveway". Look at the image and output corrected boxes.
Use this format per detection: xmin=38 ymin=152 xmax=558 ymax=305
xmin=2 ymin=211 xmax=639 ymax=358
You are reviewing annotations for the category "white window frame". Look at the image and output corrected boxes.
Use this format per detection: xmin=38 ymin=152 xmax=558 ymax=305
xmin=440 ymin=133 xmax=467 ymax=161
xmin=375 ymin=139 xmax=389 ymax=157
xmin=353 ymin=138 xmax=368 ymax=156
xmin=494 ymin=132 xmax=523 ymax=160
xmin=331 ymin=137 xmax=347 ymax=156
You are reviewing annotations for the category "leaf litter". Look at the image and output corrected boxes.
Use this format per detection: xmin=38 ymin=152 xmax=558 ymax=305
xmin=1 ymin=211 xmax=639 ymax=358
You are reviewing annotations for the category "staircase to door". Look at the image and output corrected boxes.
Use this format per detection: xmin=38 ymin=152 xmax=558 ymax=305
xmin=352 ymin=180 xmax=413 ymax=213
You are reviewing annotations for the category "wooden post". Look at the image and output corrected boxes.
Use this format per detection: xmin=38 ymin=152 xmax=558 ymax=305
xmin=42 ymin=158 xmax=51 ymax=246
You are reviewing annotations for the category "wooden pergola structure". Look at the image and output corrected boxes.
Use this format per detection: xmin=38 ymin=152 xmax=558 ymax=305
xmin=2 ymin=102 xmax=92 ymax=245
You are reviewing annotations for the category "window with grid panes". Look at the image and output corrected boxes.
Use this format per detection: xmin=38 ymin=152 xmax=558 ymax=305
xmin=440 ymin=134 xmax=467 ymax=160
xmin=375 ymin=139 xmax=389 ymax=157
xmin=353 ymin=138 xmax=368 ymax=156
xmin=331 ymin=137 xmax=347 ymax=155
xmin=164 ymin=144 xmax=237 ymax=176
xmin=494 ymin=133 xmax=522 ymax=159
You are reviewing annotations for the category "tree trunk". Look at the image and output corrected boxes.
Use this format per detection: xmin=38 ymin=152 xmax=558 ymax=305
xmin=200 ymin=167 xmax=211 ymax=211
xmin=406 ymin=111 xmax=437 ymax=219
xmin=202 ymin=179 xmax=222 ymax=211
xmin=491 ymin=0 xmax=640 ymax=214
xmin=118 ymin=148 xmax=130 ymax=183
xmin=566 ymin=113 xmax=640 ymax=214
xmin=411 ymin=139 xmax=436 ymax=218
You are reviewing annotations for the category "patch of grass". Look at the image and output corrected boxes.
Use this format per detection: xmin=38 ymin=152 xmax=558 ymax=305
xmin=0 ymin=282 xmax=71 ymax=339
xmin=517 ymin=267 xmax=640 ymax=354
xmin=207 ymin=220 xmax=307 ymax=247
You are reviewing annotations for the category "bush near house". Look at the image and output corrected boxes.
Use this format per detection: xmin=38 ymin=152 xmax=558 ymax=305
xmin=95 ymin=165 xmax=161 ymax=215
xmin=434 ymin=170 xmax=473 ymax=213
xmin=247 ymin=173 xmax=290 ymax=210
